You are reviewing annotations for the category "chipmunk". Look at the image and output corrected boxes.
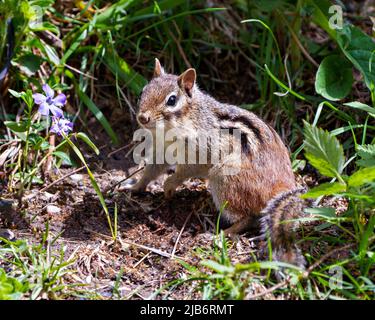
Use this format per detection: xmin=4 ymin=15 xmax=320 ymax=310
xmin=129 ymin=58 xmax=308 ymax=267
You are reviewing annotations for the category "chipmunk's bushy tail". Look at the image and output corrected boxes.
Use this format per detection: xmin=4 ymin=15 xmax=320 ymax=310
xmin=260 ymin=187 xmax=309 ymax=268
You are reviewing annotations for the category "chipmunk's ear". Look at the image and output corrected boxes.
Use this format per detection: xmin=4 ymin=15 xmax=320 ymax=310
xmin=153 ymin=58 xmax=165 ymax=78
xmin=178 ymin=68 xmax=196 ymax=96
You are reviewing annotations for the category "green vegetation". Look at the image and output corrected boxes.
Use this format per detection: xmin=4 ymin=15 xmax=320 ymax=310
xmin=0 ymin=0 xmax=374 ymax=300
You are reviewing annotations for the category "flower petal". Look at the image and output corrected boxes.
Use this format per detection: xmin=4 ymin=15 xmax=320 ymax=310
xmin=52 ymin=93 xmax=67 ymax=107
xmin=38 ymin=102 xmax=50 ymax=116
xmin=50 ymin=118 xmax=73 ymax=136
xmin=50 ymin=123 xmax=58 ymax=134
xmin=67 ymin=121 xmax=74 ymax=130
xmin=63 ymin=120 xmax=74 ymax=132
xmin=42 ymin=84 xmax=54 ymax=98
xmin=32 ymin=93 xmax=46 ymax=105
xmin=50 ymin=105 xmax=64 ymax=118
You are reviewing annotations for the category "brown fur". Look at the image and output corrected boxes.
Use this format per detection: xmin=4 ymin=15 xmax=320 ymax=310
xmin=131 ymin=58 xmax=307 ymax=267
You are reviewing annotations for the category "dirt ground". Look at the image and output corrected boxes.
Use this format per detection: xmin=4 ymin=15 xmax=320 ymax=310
xmin=1 ymin=128 xmax=267 ymax=299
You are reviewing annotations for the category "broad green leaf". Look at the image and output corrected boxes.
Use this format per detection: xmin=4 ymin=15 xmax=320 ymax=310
xmin=76 ymin=132 xmax=99 ymax=155
xmin=8 ymin=89 xmax=24 ymax=98
xmin=29 ymin=21 xmax=59 ymax=34
xmin=356 ymin=144 xmax=375 ymax=168
xmin=315 ymin=55 xmax=353 ymax=101
xmin=0 ymin=268 xmax=28 ymax=300
xmin=4 ymin=121 xmax=27 ymax=133
xmin=52 ymin=151 xmax=72 ymax=165
xmin=43 ymin=43 xmax=60 ymax=66
xmin=337 ymin=25 xmax=375 ymax=91
xmin=305 ymin=207 xmax=337 ymax=219
xmin=302 ymin=182 xmax=346 ymax=199
xmin=304 ymin=154 xmax=337 ymax=177
xmin=28 ymin=133 xmax=49 ymax=151
xmin=303 ymin=121 xmax=345 ymax=178
xmin=344 ymin=102 xmax=375 ymax=117
xmin=348 ymin=166 xmax=375 ymax=187
xmin=15 ymin=54 xmax=43 ymax=76
xmin=94 ymin=0 xmax=136 ymax=26
xmin=31 ymin=176 xmax=43 ymax=184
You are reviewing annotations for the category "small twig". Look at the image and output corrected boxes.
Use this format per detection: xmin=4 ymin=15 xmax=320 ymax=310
xmin=285 ymin=20 xmax=319 ymax=68
xmin=64 ymin=64 xmax=98 ymax=80
xmin=133 ymin=252 xmax=151 ymax=269
xmin=38 ymin=165 xmax=85 ymax=193
xmin=107 ymin=142 xmax=134 ymax=158
xmin=246 ymin=279 xmax=290 ymax=299
xmin=125 ymin=143 xmax=137 ymax=159
xmin=119 ymin=238 xmax=185 ymax=260
xmin=167 ymin=24 xmax=191 ymax=69
xmin=171 ymin=211 xmax=193 ymax=259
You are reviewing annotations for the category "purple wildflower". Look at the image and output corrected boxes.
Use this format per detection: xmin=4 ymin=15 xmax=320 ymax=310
xmin=33 ymin=84 xmax=66 ymax=118
xmin=50 ymin=117 xmax=73 ymax=136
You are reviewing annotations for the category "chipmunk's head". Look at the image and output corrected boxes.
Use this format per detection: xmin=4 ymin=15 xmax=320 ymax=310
xmin=137 ymin=58 xmax=196 ymax=129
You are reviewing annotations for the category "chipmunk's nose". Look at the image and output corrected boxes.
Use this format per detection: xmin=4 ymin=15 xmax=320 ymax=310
xmin=137 ymin=113 xmax=150 ymax=125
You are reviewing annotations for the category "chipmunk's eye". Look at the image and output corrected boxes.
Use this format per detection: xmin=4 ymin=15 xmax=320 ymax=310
xmin=166 ymin=94 xmax=177 ymax=107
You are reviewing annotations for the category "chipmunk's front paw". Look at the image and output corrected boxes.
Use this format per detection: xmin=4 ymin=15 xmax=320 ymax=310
xmin=121 ymin=178 xmax=147 ymax=194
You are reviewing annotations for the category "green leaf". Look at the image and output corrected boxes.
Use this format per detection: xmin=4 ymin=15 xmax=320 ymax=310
xmin=337 ymin=25 xmax=375 ymax=91
xmin=103 ymin=48 xmax=147 ymax=95
xmin=52 ymin=151 xmax=72 ymax=165
xmin=344 ymin=102 xmax=375 ymax=117
xmin=302 ymin=182 xmax=346 ymax=199
xmin=31 ymin=176 xmax=43 ymax=184
xmin=28 ymin=133 xmax=49 ymax=151
xmin=4 ymin=121 xmax=28 ymax=133
xmin=348 ymin=166 xmax=375 ymax=187
xmin=0 ymin=268 xmax=28 ymax=300
xmin=303 ymin=121 xmax=345 ymax=178
xmin=43 ymin=43 xmax=60 ymax=66
xmin=356 ymin=144 xmax=375 ymax=168
xmin=8 ymin=89 xmax=24 ymax=98
xmin=315 ymin=55 xmax=353 ymax=101
xmin=29 ymin=22 xmax=59 ymax=34
xmin=305 ymin=207 xmax=337 ymax=219
xmin=15 ymin=54 xmax=43 ymax=76
xmin=94 ymin=0 xmax=136 ymax=26
xmin=76 ymin=132 xmax=99 ymax=155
